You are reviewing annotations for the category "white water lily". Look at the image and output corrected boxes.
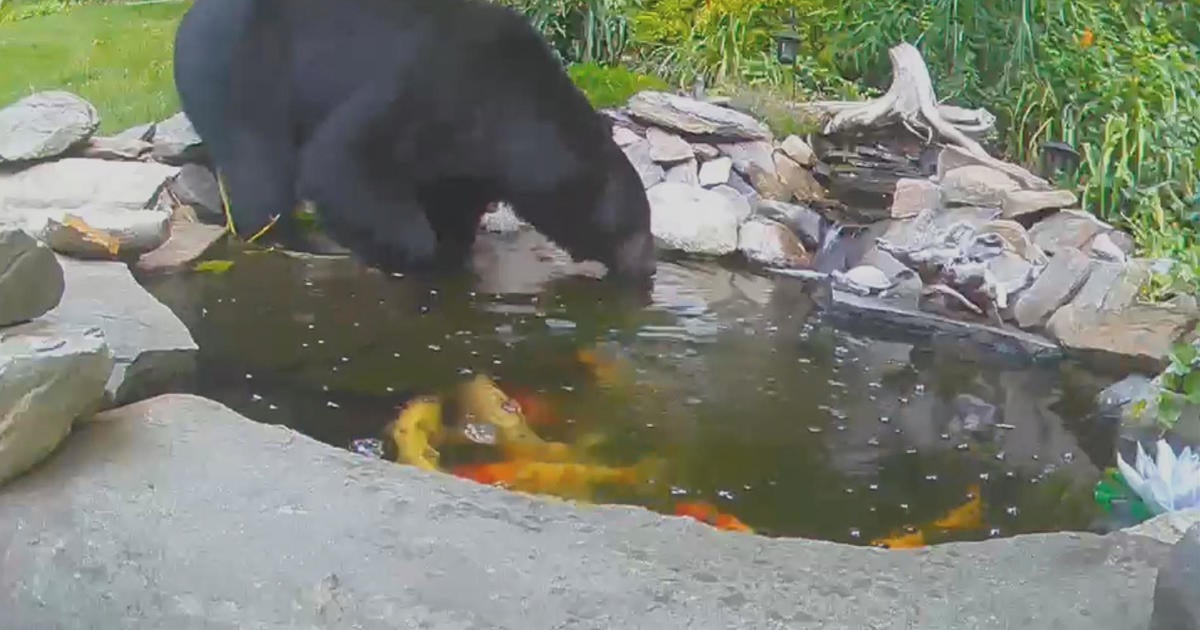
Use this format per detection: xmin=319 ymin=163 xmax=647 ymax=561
xmin=1116 ymin=439 xmax=1200 ymax=515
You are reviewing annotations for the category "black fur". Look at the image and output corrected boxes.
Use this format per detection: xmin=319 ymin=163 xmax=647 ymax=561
xmin=172 ymin=0 xmax=655 ymax=279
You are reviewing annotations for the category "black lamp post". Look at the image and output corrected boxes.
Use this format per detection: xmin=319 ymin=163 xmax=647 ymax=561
xmin=773 ymin=8 xmax=802 ymax=101
xmin=1039 ymin=141 xmax=1081 ymax=180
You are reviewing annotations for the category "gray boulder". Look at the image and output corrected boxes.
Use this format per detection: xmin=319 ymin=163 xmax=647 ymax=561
xmin=1150 ymin=524 xmax=1200 ymax=630
xmin=0 ymin=326 xmax=112 ymax=485
xmin=627 ymin=91 xmax=771 ymax=140
xmin=8 ymin=257 xmax=197 ymax=406
xmin=0 ymin=91 xmax=99 ymax=163
xmin=648 ymin=182 xmax=740 ymax=256
xmin=151 ymin=112 xmax=205 ymax=165
xmin=0 ymin=229 xmax=64 ymax=327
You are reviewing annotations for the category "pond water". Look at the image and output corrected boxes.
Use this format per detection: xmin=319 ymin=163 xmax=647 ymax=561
xmin=143 ymin=229 xmax=1120 ymax=547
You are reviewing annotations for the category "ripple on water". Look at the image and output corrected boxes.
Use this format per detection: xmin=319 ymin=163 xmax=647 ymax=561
xmin=145 ymin=240 xmax=1118 ymax=545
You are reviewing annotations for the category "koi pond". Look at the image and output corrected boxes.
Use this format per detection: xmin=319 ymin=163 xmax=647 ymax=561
xmin=143 ymin=229 xmax=1120 ymax=547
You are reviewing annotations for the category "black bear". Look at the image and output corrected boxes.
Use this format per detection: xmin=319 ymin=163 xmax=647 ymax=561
xmin=172 ymin=0 xmax=656 ymax=281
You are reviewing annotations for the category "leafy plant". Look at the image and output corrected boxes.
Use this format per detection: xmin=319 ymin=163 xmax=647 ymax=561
xmin=568 ymin=61 xmax=667 ymax=108
xmin=497 ymin=0 xmax=639 ymax=66
xmin=1157 ymin=327 xmax=1200 ymax=431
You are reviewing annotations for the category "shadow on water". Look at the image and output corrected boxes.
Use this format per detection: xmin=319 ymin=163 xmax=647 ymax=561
xmin=142 ymin=228 xmax=1119 ymax=546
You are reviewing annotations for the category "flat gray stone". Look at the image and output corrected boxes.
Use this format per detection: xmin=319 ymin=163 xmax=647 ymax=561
xmin=940 ymin=165 xmax=1020 ymax=207
xmin=0 ymin=326 xmax=111 ymax=485
xmin=1150 ymin=524 xmax=1200 ymax=630
xmin=737 ymin=216 xmax=808 ymax=268
xmin=0 ymin=91 xmax=99 ymax=163
xmin=8 ymin=257 xmax=197 ymax=406
xmin=645 ymin=127 xmax=694 ymax=163
xmin=663 ymin=158 xmax=699 ymax=186
xmin=780 ymin=135 xmax=815 ymax=167
xmin=113 ymin=121 xmax=155 ymax=142
xmin=76 ymin=135 xmax=152 ymax=161
xmin=1047 ymin=301 xmax=1199 ymax=373
xmin=648 ymin=182 xmax=740 ymax=256
xmin=698 ymin=156 xmax=732 ymax=187
xmin=718 ymin=140 xmax=776 ymax=178
xmin=890 ymin=178 xmax=940 ymax=218
xmin=1013 ymin=247 xmax=1092 ymax=329
xmin=166 ymin=163 xmax=225 ymax=222
xmin=1070 ymin=260 xmax=1125 ymax=311
xmin=1002 ymin=188 xmax=1077 ymax=218
xmin=0 ymin=393 xmax=1165 ymax=630
xmin=151 ymin=111 xmax=205 ymax=165
xmin=0 ymin=228 xmax=63 ymax=327
xmin=627 ymin=91 xmax=771 ymax=140
xmin=135 ymin=221 xmax=227 ymax=274
xmin=1030 ymin=210 xmax=1111 ymax=254
xmin=774 ymin=151 xmax=826 ymax=202
xmin=620 ymin=139 xmax=665 ymax=189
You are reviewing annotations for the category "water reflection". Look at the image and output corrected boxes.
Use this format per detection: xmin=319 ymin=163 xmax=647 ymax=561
xmin=142 ymin=232 xmax=1115 ymax=545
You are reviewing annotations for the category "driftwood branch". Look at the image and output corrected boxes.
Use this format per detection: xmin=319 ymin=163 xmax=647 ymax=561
xmin=798 ymin=43 xmax=1049 ymax=189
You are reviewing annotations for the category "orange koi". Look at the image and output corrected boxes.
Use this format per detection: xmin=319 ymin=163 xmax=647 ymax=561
xmin=508 ymin=388 xmax=561 ymax=427
xmin=673 ymin=501 xmax=755 ymax=534
xmin=457 ymin=375 xmax=575 ymax=462
xmin=576 ymin=346 xmax=629 ymax=388
xmin=385 ymin=396 xmax=445 ymax=471
xmin=451 ymin=458 xmax=656 ymax=501
xmin=872 ymin=529 xmax=926 ymax=549
xmin=932 ymin=484 xmax=983 ymax=531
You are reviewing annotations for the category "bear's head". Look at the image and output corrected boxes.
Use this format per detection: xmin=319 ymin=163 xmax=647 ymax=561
xmin=585 ymin=139 xmax=657 ymax=282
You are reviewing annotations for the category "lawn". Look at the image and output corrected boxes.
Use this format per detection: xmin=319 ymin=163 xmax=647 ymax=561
xmin=0 ymin=1 xmax=190 ymax=133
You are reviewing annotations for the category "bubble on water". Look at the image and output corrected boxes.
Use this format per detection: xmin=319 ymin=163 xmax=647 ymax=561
xmin=995 ymin=451 xmax=1007 ymax=461
xmin=561 ymin=385 xmax=575 ymax=392
xmin=844 ymin=488 xmax=854 ymax=495
xmin=420 ymin=306 xmax=429 ymax=314
xmin=331 ymin=366 xmax=339 ymax=373
xmin=326 ymin=401 xmax=340 ymax=409
xmin=251 ymin=394 xmax=263 ymax=402
xmin=836 ymin=424 xmax=847 ymax=432
xmin=939 ymin=433 xmax=950 ymax=440
xmin=268 ymin=404 xmax=278 ymax=411
xmin=716 ymin=490 xmax=735 ymax=501
xmin=924 ymin=474 xmax=938 ymax=482
xmin=1005 ymin=506 xmax=1019 ymax=517
xmin=878 ymin=415 xmax=890 ymax=424
xmin=956 ymin=443 xmax=970 ymax=451
xmin=302 ymin=343 xmax=310 ymax=348
xmin=1062 ymin=451 xmax=1075 ymax=463
xmin=353 ymin=322 xmax=360 ymax=328
xmin=307 ymin=323 xmax=315 ymax=330
xmin=905 ymin=448 xmax=918 ymax=455
xmin=868 ymin=483 xmax=879 ymax=491
xmin=988 ymin=528 xmax=1002 ymax=537
xmin=317 ymin=339 xmax=325 ymax=345
xmin=386 ymin=386 xmax=395 ymax=393
xmin=807 ymin=426 xmax=823 ymax=434
xmin=867 ymin=437 xmax=880 ymax=447
xmin=979 ymin=472 xmax=990 ymax=481
xmin=669 ymin=486 xmax=688 ymax=496
xmin=245 ymin=373 xmax=253 ymax=380
xmin=393 ymin=352 xmax=401 ymax=358
xmin=1032 ymin=454 xmax=1039 ymax=461
xmin=428 ymin=345 xmax=442 ymax=352
xmin=900 ymin=503 xmax=910 ymax=511
xmin=457 ymin=367 xmax=473 ymax=376
xmin=898 ymin=396 xmax=909 ymax=405
xmin=1005 ymin=471 xmax=1016 ymax=479
xmin=849 ymin=528 xmax=862 ymax=539
xmin=321 ymin=385 xmax=329 ymax=392
xmin=914 ymin=384 xmax=926 ymax=394
xmin=340 ymin=356 xmax=349 ymax=363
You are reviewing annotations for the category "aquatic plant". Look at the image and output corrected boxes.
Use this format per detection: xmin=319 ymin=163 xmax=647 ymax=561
xmin=1116 ymin=439 xmax=1200 ymax=515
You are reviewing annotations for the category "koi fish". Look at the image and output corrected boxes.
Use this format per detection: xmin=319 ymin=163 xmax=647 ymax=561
xmin=576 ymin=345 xmax=630 ymax=388
xmin=456 ymin=375 xmax=575 ymax=462
xmin=451 ymin=457 xmax=662 ymax=502
xmin=385 ymin=396 xmax=445 ymax=471
xmin=871 ymin=484 xmax=984 ymax=549
xmin=507 ymin=387 xmax=561 ymax=427
xmin=872 ymin=529 xmax=926 ymax=549
xmin=673 ymin=501 xmax=755 ymax=534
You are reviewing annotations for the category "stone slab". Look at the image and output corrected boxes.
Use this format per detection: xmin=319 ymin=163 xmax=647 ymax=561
xmin=8 ymin=256 xmax=197 ymax=406
xmin=0 ymin=394 xmax=1167 ymax=630
xmin=135 ymin=221 xmax=227 ymax=274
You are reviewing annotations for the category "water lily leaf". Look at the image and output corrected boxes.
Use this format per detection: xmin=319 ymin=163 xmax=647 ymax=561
xmin=194 ymin=259 xmax=235 ymax=274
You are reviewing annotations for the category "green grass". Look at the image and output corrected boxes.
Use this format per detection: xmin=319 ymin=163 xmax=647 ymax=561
xmin=0 ymin=1 xmax=189 ymax=133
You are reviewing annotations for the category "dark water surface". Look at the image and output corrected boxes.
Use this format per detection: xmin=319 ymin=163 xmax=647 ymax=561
xmin=143 ymin=230 xmax=1119 ymax=546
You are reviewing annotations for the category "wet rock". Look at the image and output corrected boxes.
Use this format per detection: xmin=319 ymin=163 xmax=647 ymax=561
xmin=725 ymin=171 xmax=759 ymax=200
xmin=780 ymin=135 xmax=816 ymax=167
xmin=1029 ymin=210 xmax=1111 ymax=254
xmin=645 ymin=127 xmax=694 ymax=163
xmin=611 ymin=125 xmax=641 ymax=147
xmin=1150 ymin=524 xmax=1200 ymax=630
xmin=151 ymin=112 xmax=204 ymax=165
xmin=1067 ymin=261 xmax=1126 ymax=311
xmin=0 ymin=158 xmax=179 ymax=232
xmin=0 ymin=327 xmax=112 ymax=486
xmin=718 ymin=140 xmax=776 ymax=178
xmin=76 ymin=135 xmax=152 ymax=161
xmin=0 ymin=229 xmax=64 ymax=327
xmin=620 ymin=139 xmax=665 ymax=189
xmin=698 ymin=157 xmax=732 ymax=187
xmin=166 ymin=163 xmax=224 ymax=223
xmin=647 ymin=182 xmax=740 ymax=256
xmin=0 ymin=392 xmax=1163 ymax=630
xmin=710 ymin=185 xmax=752 ymax=222
xmin=820 ymin=289 xmax=1063 ymax=363
xmin=833 ymin=265 xmax=893 ymax=295
xmin=113 ymin=122 xmax=155 ymax=142
xmin=1087 ymin=232 xmax=1127 ymax=263
xmin=737 ymin=217 xmax=808 ymax=268
xmin=753 ymin=199 xmax=823 ymax=249
xmin=940 ymin=165 xmax=1020 ymax=207
xmin=1012 ymin=247 xmax=1092 ymax=328
xmin=627 ymin=91 xmax=771 ymax=140
xmin=0 ymin=91 xmax=99 ymax=164
xmin=135 ymin=222 xmax=227 ymax=274
xmin=879 ymin=206 xmax=1001 ymax=253
xmin=890 ymin=178 xmax=940 ymax=218
xmin=9 ymin=257 xmax=197 ymax=406
xmin=774 ymin=152 xmax=826 ymax=202
xmin=1048 ymin=301 xmax=1199 ymax=372
xmin=479 ymin=202 xmax=526 ymax=233
xmin=691 ymin=142 xmax=720 ymax=161
xmin=39 ymin=211 xmax=171 ymax=260
xmin=1001 ymin=189 xmax=1076 ymax=219
xmin=664 ymin=159 xmax=699 ymax=186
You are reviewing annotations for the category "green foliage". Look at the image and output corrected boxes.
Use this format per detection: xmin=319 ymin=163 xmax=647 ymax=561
xmin=1157 ymin=328 xmax=1200 ymax=430
xmin=568 ymin=61 xmax=666 ymax=108
xmin=495 ymin=0 xmax=638 ymax=66
xmin=0 ymin=2 xmax=186 ymax=132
